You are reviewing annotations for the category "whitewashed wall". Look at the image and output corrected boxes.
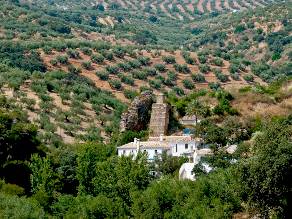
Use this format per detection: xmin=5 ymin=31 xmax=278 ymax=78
xmin=171 ymin=141 xmax=198 ymax=157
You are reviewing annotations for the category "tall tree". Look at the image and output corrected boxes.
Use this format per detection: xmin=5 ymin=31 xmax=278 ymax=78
xmin=239 ymin=119 xmax=292 ymax=218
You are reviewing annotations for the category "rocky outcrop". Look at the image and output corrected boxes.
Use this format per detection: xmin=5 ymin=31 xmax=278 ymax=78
xmin=120 ymin=91 xmax=154 ymax=132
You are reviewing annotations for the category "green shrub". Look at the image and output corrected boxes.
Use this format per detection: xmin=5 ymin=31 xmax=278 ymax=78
xmin=162 ymin=56 xmax=176 ymax=64
xmin=216 ymin=73 xmax=229 ymax=82
xmin=167 ymin=71 xmax=177 ymax=81
xmin=68 ymin=65 xmax=81 ymax=74
xmin=128 ymin=60 xmax=142 ymax=69
xmin=192 ymin=73 xmax=206 ymax=82
xmin=199 ymin=64 xmax=211 ymax=73
xmin=118 ymin=62 xmax=132 ymax=72
xmin=106 ymin=65 xmax=119 ymax=74
xmin=81 ymin=47 xmax=92 ymax=56
xmin=174 ymin=64 xmax=190 ymax=74
xmin=82 ymin=61 xmax=92 ymax=70
xmin=113 ymin=47 xmax=126 ymax=58
xmin=231 ymin=73 xmax=240 ymax=81
xmin=234 ymin=24 xmax=246 ymax=33
xmin=120 ymin=74 xmax=134 ymax=85
xmin=137 ymin=56 xmax=151 ymax=66
xmin=132 ymin=70 xmax=148 ymax=80
xmin=198 ymin=55 xmax=207 ymax=64
xmin=102 ymin=51 xmax=114 ymax=61
xmin=123 ymin=89 xmax=138 ymax=99
xmin=109 ymin=79 xmax=122 ymax=90
xmin=91 ymin=54 xmax=105 ymax=64
xmin=154 ymin=64 xmax=166 ymax=72
xmin=211 ymin=58 xmax=223 ymax=66
xmin=50 ymin=59 xmax=58 ymax=66
xmin=96 ymin=71 xmax=109 ymax=80
xmin=183 ymin=79 xmax=195 ymax=90
xmin=173 ymin=86 xmax=185 ymax=96
xmin=182 ymin=52 xmax=196 ymax=65
xmin=66 ymin=49 xmax=80 ymax=59
xmin=208 ymin=82 xmax=221 ymax=90
xmin=149 ymin=80 xmax=162 ymax=89
xmin=144 ymin=67 xmax=157 ymax=76
xmin=243 ymin=74 xmax=254 ymax=82
xmin=56 ymin=55 xmax=69 ymax=65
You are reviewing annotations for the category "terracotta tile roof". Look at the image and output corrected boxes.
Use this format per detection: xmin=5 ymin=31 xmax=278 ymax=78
xmin=118 ymin=141 xmax=170 ymax=149
xmin=148 ymin=135 xmax=200 ymax=143
xmin=118 ymin=136 xmax=202 ymax=149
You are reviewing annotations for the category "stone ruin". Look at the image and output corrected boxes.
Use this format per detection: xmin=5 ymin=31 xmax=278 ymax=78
xmin=149 ymin=93 xmax=170 ymax=137
xmin=120 ymin=92 xmax=170 ymax=137
xmin=120 ymin=91 xmax=154 ymax=132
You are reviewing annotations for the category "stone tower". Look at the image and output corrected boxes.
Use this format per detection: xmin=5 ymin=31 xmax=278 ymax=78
xmin=149 ymin=93 xmax=170 ymax=137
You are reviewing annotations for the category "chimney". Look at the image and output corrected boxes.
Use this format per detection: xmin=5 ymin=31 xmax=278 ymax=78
xmin=159 ymin=134 xmax=164 ymax=142
xmin=136 ymin=139 xmax=140 ymax=151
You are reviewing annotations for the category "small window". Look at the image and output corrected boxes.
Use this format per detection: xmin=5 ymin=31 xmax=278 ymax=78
xmin=123 ymin=150 xmax=126 ymax=154
xmin=185 ymin=144 xmax=188 ymax=149
xmin=175 ymin=144 xmax=178 ymax=152
xmin=155 ymin=149 xmax=158 ymax=154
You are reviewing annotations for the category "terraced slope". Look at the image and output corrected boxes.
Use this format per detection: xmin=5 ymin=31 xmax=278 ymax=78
xmin=40 ymin=47 xmax=265 ymax=101
xmin=0 ymin=0 xmax=290 ymax=146
xmin=25 ymin=0 xmax=284 ymax=20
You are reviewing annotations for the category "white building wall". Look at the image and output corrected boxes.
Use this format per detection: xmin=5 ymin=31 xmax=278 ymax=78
xmin=171 ymin=141 xmax=198 ymax=157
xmin=118 ymin=140 xmax=200 ymax=159
xmin=118 ymin=148 xmax=171 ymax=160
xmin=118 ymin=148 xmax=137 ymax=157
xmin=141 ymin=148 xmax=163 ymax=160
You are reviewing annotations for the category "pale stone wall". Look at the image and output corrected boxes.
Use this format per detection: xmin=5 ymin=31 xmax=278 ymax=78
xmin=149 ymin=94 xmax=170 ymax=137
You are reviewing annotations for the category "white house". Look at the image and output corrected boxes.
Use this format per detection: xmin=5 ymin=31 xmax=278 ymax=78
xmin=117 ymin=137 xmax=170 ymax=161
xmin=117 ymin=134 xmax=214 ymax=181
xmin=117 ymin=135 xmax=202 ymax=161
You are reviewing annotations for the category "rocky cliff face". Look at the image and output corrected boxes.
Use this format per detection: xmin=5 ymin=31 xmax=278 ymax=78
xmin=120 ymin=91 xmax=154 ymax=132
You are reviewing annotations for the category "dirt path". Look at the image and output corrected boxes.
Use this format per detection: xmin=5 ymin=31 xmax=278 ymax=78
xmin=140 ymin=0 xmax=145 ymax=10
xmin=187 ymin=2 xmax=195 ymax=12
xmin=197 ymin=0 xmax=205 ymax=13
xmin=241 ymin=0 xmax=255 ymax=9
xmin=116 ymin=0 xmax=127 ymax=8
xmin=232 ymin=0 xmax=246 ymax=10
xmin=206 ymin=0 xmax=212 ymax=12
xmin=150 ymin=3 xmax=157 ymax=12
xmin=253 ymin=0 xmax=265 ymax=8
xmin=177 ymin=4 xmax=194 ymax=20
xmin=160 ymin=0 xmax=176 ymax=19
xmin=223 ymin=0 xmax=233 ymax=10
xmin=125 ymin=0 xmax=138 ymax=10
xmin=215 ymin=0 xmax=223 ymax=11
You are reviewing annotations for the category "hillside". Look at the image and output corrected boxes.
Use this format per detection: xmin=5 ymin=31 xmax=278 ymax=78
xmin=0 ymin=0 xmax=291 ymax=218
xmin=0 ymin=0 xmax=291 ymax=145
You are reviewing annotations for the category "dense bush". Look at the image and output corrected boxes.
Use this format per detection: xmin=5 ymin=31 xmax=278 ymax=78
xmin=106 ymin=65 xmax=119 ymax=74
xmin=199 ymin=64 xmax=211 ymax=73
xmin=192 ymin=73 xmax=206 ymax=82
xmin=109 ymin=79 xmax=122 ymax=90
xmin=183 ymin=79 xmax=195 ymax=90
xmin=162 ymin=56 xmax=176 ymax=64
xmin=174 ymin=64 xmax=190 ymax=74
xmin=91 ymin=54 xmax=104 ymax=64
xmin=243 ymin=74 xmax=254 ymax=82
xmin=154 ymin=64 xmax=166 ymax=72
